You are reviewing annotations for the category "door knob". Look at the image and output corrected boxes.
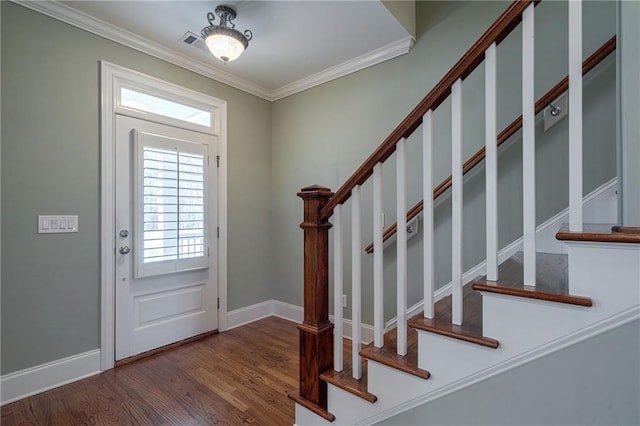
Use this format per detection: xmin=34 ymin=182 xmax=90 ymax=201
xmin=119 ymin=245 xmax=131 ymax=255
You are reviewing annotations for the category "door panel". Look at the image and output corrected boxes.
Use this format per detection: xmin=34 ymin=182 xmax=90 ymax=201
xmin=115 ymin=115 xmax=218 ymax=360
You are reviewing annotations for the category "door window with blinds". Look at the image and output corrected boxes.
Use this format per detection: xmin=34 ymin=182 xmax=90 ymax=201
xmin=134 ymin=130 xmax=209 ymax=277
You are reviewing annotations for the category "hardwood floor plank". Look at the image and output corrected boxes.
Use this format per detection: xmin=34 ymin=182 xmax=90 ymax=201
xmin=1 ymin=317 xmax=298 ymax=426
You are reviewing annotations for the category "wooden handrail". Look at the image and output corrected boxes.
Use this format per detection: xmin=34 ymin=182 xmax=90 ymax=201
xmin=320 ymin=0 xmax=538 ymax=221
xmin=364 ymin=36 xmax=616 ymax=254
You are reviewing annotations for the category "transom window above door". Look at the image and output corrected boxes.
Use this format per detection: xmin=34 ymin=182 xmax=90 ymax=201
xmin=114 ymin=80 xmax=220 ymax=134
xmin=121 ymin=88 xmax=212 ymax=127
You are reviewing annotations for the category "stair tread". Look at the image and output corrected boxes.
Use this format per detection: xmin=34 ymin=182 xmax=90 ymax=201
xmin=556 ymin=223 xmax=640 ymax=244
xmin=320 ymin=362 xmax=377 ymax=403
xmin=472 ymin=252 xmax=592 ymax=307
xmin=288 ymin=392 xmax=335 ymax=422
xmin=360 ymin=328 xmax=430 ymax=380
xmin=408 ymin=286 xmax=499 ymax=349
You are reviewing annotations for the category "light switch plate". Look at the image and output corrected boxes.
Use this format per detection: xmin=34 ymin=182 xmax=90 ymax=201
xmin=38 ymin=215 xmax=78 ymax=234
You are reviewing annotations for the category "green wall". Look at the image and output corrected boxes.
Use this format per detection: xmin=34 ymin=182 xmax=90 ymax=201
xmin=271 ymin=0 xmax=617 ymax=321
xmin=619 ymin=0 xmax=640 ymax=225
xmin=0 ymin=2 xmax=272 ymax=374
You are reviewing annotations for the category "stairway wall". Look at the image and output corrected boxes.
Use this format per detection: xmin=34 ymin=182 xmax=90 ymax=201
xmin=377 ymin=319 xmax=640 ymax=426
xmin=271 ymin=1 xmax=617 ymax=324
xmin=619 ymin=0 xmax=640 ymax=226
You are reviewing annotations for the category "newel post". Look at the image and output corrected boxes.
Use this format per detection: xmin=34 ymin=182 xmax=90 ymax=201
xmin=296 ymin=185 xmax=334 ymax=410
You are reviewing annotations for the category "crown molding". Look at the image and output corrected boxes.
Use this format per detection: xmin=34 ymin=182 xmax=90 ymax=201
xmin=12 ymin=1 xmax=414 ymax=102
xmin=270 ymin=36 xmax=415 ymax=101
xmin=13 ymin=0 xmax=272 ymax=100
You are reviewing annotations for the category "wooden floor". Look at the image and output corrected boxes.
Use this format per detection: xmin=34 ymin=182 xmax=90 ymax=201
xmin=1 ymin=317 xmax=299 ymax=426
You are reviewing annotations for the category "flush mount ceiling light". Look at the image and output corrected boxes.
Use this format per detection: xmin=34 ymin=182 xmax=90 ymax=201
xmin=201 ymin=5 xmax=253 ymax=63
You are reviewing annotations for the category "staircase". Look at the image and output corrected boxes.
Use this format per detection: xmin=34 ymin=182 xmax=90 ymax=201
xmin=289 ymin=1 xmax=639 ymax=424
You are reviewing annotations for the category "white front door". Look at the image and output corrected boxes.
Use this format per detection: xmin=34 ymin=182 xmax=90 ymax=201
xmin=115 ymin=115 xmax=218 ymax=361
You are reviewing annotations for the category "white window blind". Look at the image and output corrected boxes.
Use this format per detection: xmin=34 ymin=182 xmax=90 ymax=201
xmin=134 ymin=131 xmax=209 ymax=277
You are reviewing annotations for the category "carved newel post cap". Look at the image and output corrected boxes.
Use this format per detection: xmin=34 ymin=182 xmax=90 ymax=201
xmin=298 ymin=185 xmax=334 ymax=200
xmin=301 ymin=184 xmax=331 ymax=192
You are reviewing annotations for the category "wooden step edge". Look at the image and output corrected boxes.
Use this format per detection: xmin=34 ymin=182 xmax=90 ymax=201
xmin=556 ymin=224 xmax=640 ymax=244
xmin=320 ymin=368 xmax=377 ymax=403
xmin=472 ymin=282 xmax=593 ymax=307
xmin=612 ymin=226 xmax=640 ymax=235
xmin=408 ymin=317 xmax=499 ymax=349
xmin=359 ymin=348 xmax=431 ymax=380
xmin=288 ymin=392 xmax=335 ymax=422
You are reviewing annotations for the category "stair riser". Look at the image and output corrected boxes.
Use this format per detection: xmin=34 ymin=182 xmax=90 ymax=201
xmin=566 ymin=243 xmax=640 ymax=308
xmin=482 ymin=295 xmax=591 ymax=352
xmin=367 ymin=361 xmax=430 ymax=406
xmin=327 ymin=386 xmax=377 ymax=426
xmin=417 ymin=333 xmax=501 ymax=384
xmin=295 ymin=403 xmax=334 ymax=426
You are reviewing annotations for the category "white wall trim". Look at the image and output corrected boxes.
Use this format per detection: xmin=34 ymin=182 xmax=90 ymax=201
xmin=226 ymin=300 xmax=277 ymax=330
xmin=12 ymin=1 xmax=414 ymax=102
xmin=382 ymin=178 xmax=618 ymax=330
xmin=270 ymin=37 xmax=415 ymax=101
xmin=100 ymin=62 xmax=228 ymax=370
xmin=226 ymin=300 xmax=304 ymax=330
xmin=1 ymin=350 xmax=101 ymax=406
xmin=13 ymin=0 xmax=271 ymax=100
xmin=273 ymin=300 xmax=304 ymax=323
xmin=358 ymin=305 xmax=640 ymax=425
xmin=226 ymin=300 xmax=376 ymax=344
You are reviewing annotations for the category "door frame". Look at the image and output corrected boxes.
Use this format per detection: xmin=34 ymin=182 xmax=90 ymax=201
xmin=100 ymin=62 xmax=228 ymax=371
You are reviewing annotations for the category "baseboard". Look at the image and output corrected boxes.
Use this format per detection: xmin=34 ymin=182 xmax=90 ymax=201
xmin=1 ymin=349 xmax=101 ymax=406
xmin=272 ymin=300 xmax=304 ymax=323
xmin=359 ymin=305 xmax=640 ymax=425
xmin=227 ymin=300 xmax=375 ymax=344
xmin=226 ymin=300 xmax=276 ymax=330
xmin=226 ymin=299 xmax=305 ymax=329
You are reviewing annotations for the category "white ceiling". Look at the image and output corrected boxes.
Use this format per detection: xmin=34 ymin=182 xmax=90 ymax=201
xmin=47 ymin=1 xmax=413 ymax=100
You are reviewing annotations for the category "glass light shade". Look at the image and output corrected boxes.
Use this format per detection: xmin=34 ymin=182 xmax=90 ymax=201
xmin=204 ymin=33 xmax=246 ymax=62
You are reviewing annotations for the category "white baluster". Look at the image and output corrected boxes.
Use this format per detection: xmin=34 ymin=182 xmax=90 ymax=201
xmin=451 ymin=78 xmax=464 ymax=326
xmin=351 ymin=185 xmax=362 ymax=379
xmin=373 ymin=163 xmax=384 ymax=348
xmin=522 ymin=4 xmax=536 ymax=286
xmin=485 ymin=42 xmax=499 ymax=282
xmin=333 ymin=204 xmax=344 ymax=372
xmin=569 ymin=0 xmax=583 ymax=232
xmin=396 ymin=138 xmax=408 ymax=356
xmin=423 ymin=111 xmax=435 ymax=319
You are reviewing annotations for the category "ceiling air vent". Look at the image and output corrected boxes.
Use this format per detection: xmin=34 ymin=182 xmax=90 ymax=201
xmin=179 ymin=31 xmax=208 ymax=52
